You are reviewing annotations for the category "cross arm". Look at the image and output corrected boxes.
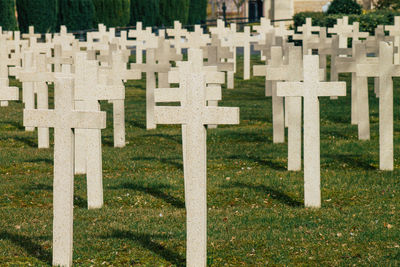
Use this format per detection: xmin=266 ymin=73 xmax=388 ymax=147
xmin=18 ymin=72 xmax=55 ymax=83
xmin=0 ymin=86 xmax=19 ymax=101
xmin=23 ymin=110 xmax=106 ymax=129
xmin=276 ymin=82 xmax=304 ymax=97
xmin=356 ymin=63 xmax=379 ymax=77
xmin=203 ymin=107 xmax=239 ymax=125
xmin=317 ymin=82 xmax=346 ymax=97
xmin=253 ymin=65 xmax=267 ymax=77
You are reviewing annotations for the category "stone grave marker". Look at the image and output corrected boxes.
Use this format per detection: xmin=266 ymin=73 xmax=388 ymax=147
xmin=357 ymin=41 xmax=400 ymax=171
xmin=293 ymin=17 xmax=320 ymax=55
xmin=385 ymin=16 xmax=400 ymax=64
xmin=328 ymin=16 xmax=353 ymax=49
xmin=154 ymin=48 xmax=239 ymax=267
xmin=0 ymin=37 xmax=19 ymax=105
xmin=277 ymin=55 xmax=346 ymax=208
xmin=256 ymin=46 xmax=303 ymax=170
xmin=167 ymin=21 xmax=188 ymax=55
xmin=22 ymin=26 xmax=41 ymax=40
xmin=74 ymin=52 xmax=125 ymax=208
xmin=23 ymin=75 xmax=106 ymax=267
xmin=130 ymin=48 xmax=170 ymax=130
xmin=128 ymin=22 xmax=157 ymax=64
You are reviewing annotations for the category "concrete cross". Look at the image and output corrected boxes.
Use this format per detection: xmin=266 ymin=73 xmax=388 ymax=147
xmin=18 ymin=52 xmax=55 ymax=144
xmin=350 ymin=42 xmax=378 ymax=140
xmin=22 ymin=26 xmax=41 ymax=40
xmin=130 ymin=48 xmax=170 ymax=129
xmin=255 ymin=46 xmax=304 ymax=170
xmin=254 ymin=46 xmax=286 ymax=144
xmin=277 ymin=55 xmax=346 ymax=208
xmin=128 ymin=22 xmax=157 ymax=64
xmin=385 ymin=16 xmax=400 ymax=64
xmin=47 ymin=44 xmax=74 ymax=73
xmin=74 ymin=52 xmax=125 ymax=209
xmin=309 ymin=27 xmax=332 ymax=81
xmin=328 ymin=16 xmax=353 ymax=49
xmin=231 ymin=26 xmax=254 ymax=80
xmin=154 ymin=48 xmax=239 ymax=267
xmin=0 ymin=37 xmax=19 ymax=105
xmin=335 ymin=40 xmax=367 ymax=127
xmin=99 ymin=50 xmax=141 ymax=147
xmin=202 ymin=35 xmax=234 ymax=89
xmin=253 ymin=17 xmax=274 ymax=36
xmin=186 ymin=25 xmax=210 ymax=49
xmin=154 ymin=37 xmax=182 ymax=88
xmin=275 ymin=21 xmax=294 ymax=39
xmin=357 ymin=41 xmax=400 ymax=171
xmin=23 ymin=75 xmax=106 ymax=267
xmin=293 ymin=17 xmax=320 ymax=55
xmin=167 ymin=21 xmax=188 ymax=55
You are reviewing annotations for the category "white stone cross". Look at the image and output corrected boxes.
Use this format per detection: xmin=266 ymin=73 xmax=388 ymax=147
xmin=309 ymin=27 xmax=332 ymax=81
xmin=130 ymin=48 xmax=170 ymax=129
xmin=232 ymin=26 xmax=253 ymax=80
xmin=74 ymin=52 xmax=124 ymax=208
xmin=167 ymin=21 xmax=188 ymax=55
xmin=385 ymin=16 xmax=400 ymax=64
xmin=22 ymin=26 xmax=41 ymax=40
xmin=154 ymin=37 xmax=182 ymax=88
xmin=293 ymin=17 xmax=320 ymax=55
xmin=202 ymin=35 xmax=234 ymax=88
xmin=47 ymin=44 xmax=74 ymax=73
xmin=357 ymin=41 xmax=400 ymax=171
xmin=328 ymin=16 xmax=353 ymax=49
xmin=253 ymin=17 xmax=274 ymax=36
xmin=277 ymin=55 xmax=346 ymax=208
xmin=185 ymin=25 xmax=210 ymax=49
xmin=0 ymin=37 xmax=19 ymax=104
xmin=23 ymin=75 xmax=106 ymax=267
xmin=128 ymin=22 xmax=157 ymax=64
xmin=99 ymin=50 xmax=141 ymax=147
xmin=256 ymin=46 xmax=303 ymax=170
xmin=18 ymin=53 xmax=54 ymax=147
xmin=275 ymin=21 xmax=294 ymax=39
xmin=154 ymin=48 xmax=239 ymax=267
xmin=254 ymin=46 xmax=286 ymax=144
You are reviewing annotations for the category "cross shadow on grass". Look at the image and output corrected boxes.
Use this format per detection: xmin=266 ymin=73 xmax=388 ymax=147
xmin=12 ymin=136 xmax=37 ymax=148
xmin=128 ymin=120 xmax=146 ymax=130
xmin=110 ymin=182 xmax=185 ymax=209
xmin=323 ymin=153 xmax=377 ymax=170
xmin=227 ymin=182 xmax=302 ymax=207
xmin=101 ymin=229 xmax=185 ymax=267
xmin=0 ymin=231 xmax=52 ymax=265
xmin=25 ymin=158 xmax=53 ymax=165
xmin=132 ymin=156 xmax=183 ymax=170
xmin=226 ymin=155 xmax=286 ymax=171
xmin=144 ymin=133 xmax=182 ymax=145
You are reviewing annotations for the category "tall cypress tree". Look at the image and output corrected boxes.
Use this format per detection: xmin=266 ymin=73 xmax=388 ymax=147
xmin=0 ymin=0 xmax=18 ymax=31
xmin=58 ymin=0 xmax=95 ymax=31
xmin=16 ymin=0 xmax=58 ymax=33
xmin=92 ymin=0 xmax=130 ymax=27
xmin=159 ymin=0 xmax=190 ymax=26
xmin=187 ymin=0 xmax=207 ymax=25
xmin=130 ymin=0 xmax=159 ymax=27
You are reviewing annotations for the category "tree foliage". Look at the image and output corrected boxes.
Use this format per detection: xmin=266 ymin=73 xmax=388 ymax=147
xmin=327 ymin=0 xmax=362 ymax=15
xmin=58 ymin=0 xmax=95 ymax=31
xmin=187 ymin=0 xmax=208 ymax=25
xmin=16 ymin=0 xmax=58 ymax=33
xmin=130 ymin=0 xmax=159 ymax=26
xmin=92 ymin=0 xmax=131 ymax=27
xmin=0 ymin=0 xmax=18 ymax=31
xmin=159 ymin=0 xmax=190 ymax=26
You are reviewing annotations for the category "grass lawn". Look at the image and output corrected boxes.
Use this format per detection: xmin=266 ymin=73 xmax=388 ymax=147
xmin=0 ymin=55 xmax=399 ymax=266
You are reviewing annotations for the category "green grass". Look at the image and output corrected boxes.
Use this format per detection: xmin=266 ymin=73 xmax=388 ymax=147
xmin=0 ymin=55 xmax=399 ymax=266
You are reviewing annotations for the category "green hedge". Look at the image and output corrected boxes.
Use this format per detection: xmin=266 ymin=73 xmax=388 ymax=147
xmin=92 ymin=0 xmax=131 ymax=27
xmin=16 ymin=0 xmax=58 ymax=33
xmin=58 ymin=0 xmax=95 ymax=31
xmin=130 ymin=0 xmax=159 ymax=27
xmin=0 ymin=0 xmax=18 ymax=31
xmin=293 ymin=10 xmax=400 ymax=34
xmin=187 ymin=0 xmax=207 ymax=25
xmin=327 ymin=0 xmax=362 ymax=15
xmin=159 ymin=0 xmax=190 ymax=26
